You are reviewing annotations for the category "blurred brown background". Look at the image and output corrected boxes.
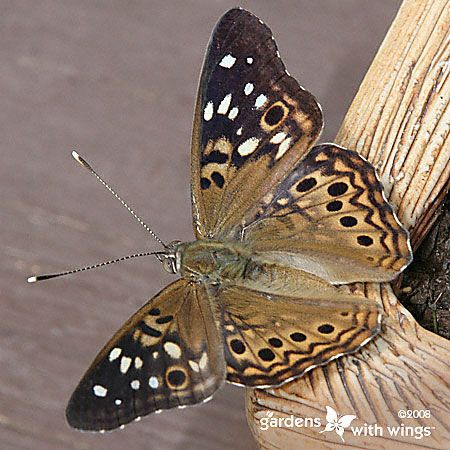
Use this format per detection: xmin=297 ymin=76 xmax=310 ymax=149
xmin=1 ymin=1 xmax=402 ymax=449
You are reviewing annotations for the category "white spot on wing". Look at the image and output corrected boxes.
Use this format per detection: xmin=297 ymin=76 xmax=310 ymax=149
xmin=199 ymin=352 xmax=208 ymax=370
xmin=217 ymin=93 xmax=232 ymax=115
xmin=238 ymin=137 xmax=260 ymax=156
xmin=115 ymin=398 xmax=122 ymax=405
xmin=276 ymin=137 xmax=292 ymax=160
xmin=270 ymin=132 xmax=287 ymax=144
xmin=164 ymin=342 xmax=182 ymax=359
xmin=109 ymin=347 xmax=121 ymax=362
xmin=93 ymin=385 xmax=107 ymax=397
xmin=130 ymin=380 xmax=140 ymax=390
xmin=228 ymin=107 xmax=239 ymax=120
xmin=149 ymin=376 xmax=159 ymax=389
xmin=236 ymin=127 xmax=243 ymax=136
xmin=189 ymin=360 xmax=200 ymax=372
xmin=246 ymin=57 xmax=253 ymax=64
xmin=255 ymin=94 xmax=268 ymax=108
xmin=134 ymin=357 xmax=143 ymax=369
xmin=219 ymin=54 xmax=236 ymax=68
xmin=244 ymin=83 xmax=254 ymax=95
xmin=152 ymin=351 xmax=159 ymax=359
xmin=203 ymin=101 xmax=214 ymax=121
xmin=120 ymin=356 xmax=132 ymax=374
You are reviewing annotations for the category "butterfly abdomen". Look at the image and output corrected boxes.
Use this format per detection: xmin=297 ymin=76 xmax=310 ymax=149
xmin=237 ymin=255 xmax=357 ymax=301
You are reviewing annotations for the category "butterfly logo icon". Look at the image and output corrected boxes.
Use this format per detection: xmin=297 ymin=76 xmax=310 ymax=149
xmin=319 ymin=406 xmax=356 ymax=442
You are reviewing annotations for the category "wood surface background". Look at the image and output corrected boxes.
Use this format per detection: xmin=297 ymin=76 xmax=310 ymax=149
xmin=1 ymin=1 xmax=407 ymax=449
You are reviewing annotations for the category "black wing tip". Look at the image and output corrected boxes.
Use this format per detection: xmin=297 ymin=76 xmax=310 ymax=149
xmin=65 ymin=405 xmax=88 ymax=431
xmin=216 ymin=7 xmax=265 ymax=31
xmin=65 ymin=395 xmax=91 ymax=431
xmin=65 ymin=389 xmax=108 ymax=432
xmin=216 ymin=7 xmax=246 ymax=24
xmin=221 ymin=7 xmax=251 ymax=17
xmin=65 ymin=403 xmax=117 ymax=433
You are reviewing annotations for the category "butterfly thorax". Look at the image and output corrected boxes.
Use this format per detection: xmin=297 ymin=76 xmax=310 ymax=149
xmin=177 ymin=240 xmax=251 ymax=284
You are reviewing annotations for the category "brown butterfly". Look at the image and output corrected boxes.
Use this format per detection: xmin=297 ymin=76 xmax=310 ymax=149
xmin=30 ymin=8 xmax=412 ymax=431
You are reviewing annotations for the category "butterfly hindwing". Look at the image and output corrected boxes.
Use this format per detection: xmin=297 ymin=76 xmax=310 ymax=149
xmin=243 ymin=144 xmax=412 ymax=283
xmin=214 ymin=284 xmax=381 ymax=387
xmin=66 ymin=279 xmax=225 ymax=431
xmin=191 ymin=8 xmax=323 ymax=240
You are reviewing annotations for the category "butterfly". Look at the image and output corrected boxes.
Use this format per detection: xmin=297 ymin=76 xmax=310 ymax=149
xmin=319 ymin=406 xmax=357 ymax=442
xmin=62 ymin=8 xmax=412 ymax=431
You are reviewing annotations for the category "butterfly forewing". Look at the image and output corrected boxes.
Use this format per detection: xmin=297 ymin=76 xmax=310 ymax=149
xmin=215 ymin=284 xmax=381 ymax=387
xmin=191 ymin=8 xmax=323 ymax=240
xmin=243 ymin=144 xmax=412 ymax=283
xmin=66 ymin=279 xmax=225 ymax=431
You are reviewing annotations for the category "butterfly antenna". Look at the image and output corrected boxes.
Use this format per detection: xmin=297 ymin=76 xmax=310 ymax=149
xmin=27 ymin=251 xmax=167 ymax=283
xmin=71 ymin=150 xmax=166 ymax=248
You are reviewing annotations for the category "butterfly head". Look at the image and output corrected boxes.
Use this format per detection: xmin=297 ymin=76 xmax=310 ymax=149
xmin=156 ymin=240 xmax=183 ymax=274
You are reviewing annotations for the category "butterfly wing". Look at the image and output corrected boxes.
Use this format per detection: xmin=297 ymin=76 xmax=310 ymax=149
xmin=191 ymin=8 xmax=323 ymax=239
xmin=243 ymin=144 xmax=412 ymax=283
xmin=213 ymin=283 xmax=380 ymax=387
xmin=66 ymin=279 xmax=225 ymax=431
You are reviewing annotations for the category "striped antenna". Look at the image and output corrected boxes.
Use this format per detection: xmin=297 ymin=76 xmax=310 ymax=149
xmin=71 ymin=151 xmax=166 ymax=248
xmin=27 ymin=251 xmax=167 ymax=283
